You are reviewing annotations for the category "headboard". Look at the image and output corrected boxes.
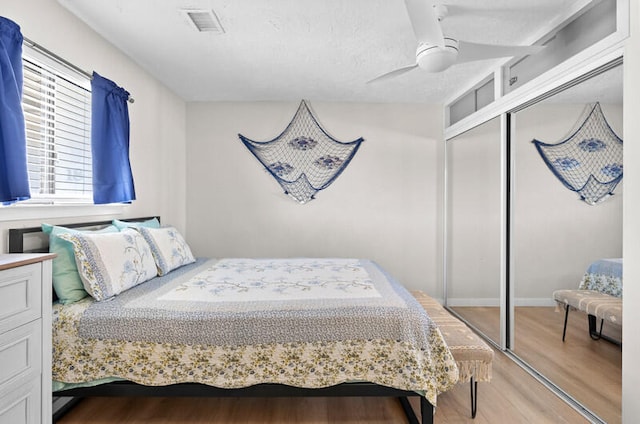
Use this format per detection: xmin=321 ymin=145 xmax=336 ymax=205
xmin=8 ymin=216 xmax=160 ymax=254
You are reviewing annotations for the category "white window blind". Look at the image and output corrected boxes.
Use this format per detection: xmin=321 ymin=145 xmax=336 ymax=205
xmin=21 ymin=53 xmax=92 ymax=202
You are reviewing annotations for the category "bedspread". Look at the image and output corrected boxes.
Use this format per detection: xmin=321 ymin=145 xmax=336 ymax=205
xmin=52 ymin=258 xmax=458 ymax=405
xmin=578 ymin=258 xmax=622 ymax=297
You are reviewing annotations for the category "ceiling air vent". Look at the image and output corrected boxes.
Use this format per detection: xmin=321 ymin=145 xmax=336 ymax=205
xmin=181 ymin=9 xmax=225 ymax=33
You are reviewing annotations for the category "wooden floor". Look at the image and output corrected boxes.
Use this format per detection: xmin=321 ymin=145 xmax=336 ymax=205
xmin=453 ymin=306 xmax=622 ymax=424
xmin=57 ymin=342 xmax=588 ymax=424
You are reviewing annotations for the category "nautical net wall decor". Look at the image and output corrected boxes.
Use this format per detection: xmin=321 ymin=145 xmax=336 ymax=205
xmin=532 ymin=103 xmax=623 ymax=205
xmin=238 ymin=100 xmax=364 ymax=204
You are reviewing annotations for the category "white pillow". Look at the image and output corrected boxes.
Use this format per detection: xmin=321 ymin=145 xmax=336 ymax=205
xmin=137 ymin=226 xmax=195 ymax=276
xmin=59 ymin=228 xmax=158 ymax=301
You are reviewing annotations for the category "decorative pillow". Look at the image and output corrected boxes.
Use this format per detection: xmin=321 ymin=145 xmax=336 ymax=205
xmin=58 ymin=228 xmax=158 ymax=301
xmin=42 ymin=223 xmax=118 ymax=304
xmin=112 ymin=217 xmax=160 ymax=230
xmin=137 ymin=226 xmax=196 ymax=276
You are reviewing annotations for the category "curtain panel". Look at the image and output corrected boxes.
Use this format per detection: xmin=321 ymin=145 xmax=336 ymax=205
xmin=91 ymin=71 xmax=135 ymax=204
xmin=0 ymin=17 xmax=30 ymax=205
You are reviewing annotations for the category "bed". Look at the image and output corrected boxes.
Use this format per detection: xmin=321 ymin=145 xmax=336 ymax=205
xmin=579 ymin=257 xmax=623 ymax=343
xmin=8 ymin=217 xmax=459 ymax=424
xmin=578 ymin=258 xmax=623 ymax=298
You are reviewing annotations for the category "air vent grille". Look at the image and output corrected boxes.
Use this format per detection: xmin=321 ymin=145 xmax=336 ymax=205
xmin=182 ymin=9 xmax=224 ymax=33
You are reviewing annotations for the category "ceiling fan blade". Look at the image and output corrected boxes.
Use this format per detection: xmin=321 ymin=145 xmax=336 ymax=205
xmin=403 ymin=0 xmax=444 ymax=47
xmin=367 ymin=64 xmax=419 ymax=84
xmin=457 ymin=40 xmax=544 ymax=64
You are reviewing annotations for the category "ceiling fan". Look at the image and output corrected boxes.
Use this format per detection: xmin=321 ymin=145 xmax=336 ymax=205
xmin=369 ymin=1 xmax=544 ymax=83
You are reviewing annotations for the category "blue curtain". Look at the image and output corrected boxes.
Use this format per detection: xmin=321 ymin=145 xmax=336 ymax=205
xmin=91 ymin=71 xmax=135 ymax=204
xmin=0 ymin=17 xmax=30 ymax=205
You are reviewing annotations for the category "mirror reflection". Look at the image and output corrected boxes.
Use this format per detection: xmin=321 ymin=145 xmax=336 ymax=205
xmin=445 ymin=116 xmax=502 ymax=345
xmin=510 ymin=63 xmax=623 ymax=423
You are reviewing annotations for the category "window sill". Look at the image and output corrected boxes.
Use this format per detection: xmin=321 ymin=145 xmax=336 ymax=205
xmin=0 ymin=202 xmax=128 ymax=222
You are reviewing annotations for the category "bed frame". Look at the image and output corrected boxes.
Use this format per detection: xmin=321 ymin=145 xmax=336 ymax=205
xmin=8 ymin=217 xmax=434 ymax=424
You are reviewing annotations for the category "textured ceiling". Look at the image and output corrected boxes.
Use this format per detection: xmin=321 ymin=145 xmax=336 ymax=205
xmin=58 ymin=0 xmax=588 ymax=103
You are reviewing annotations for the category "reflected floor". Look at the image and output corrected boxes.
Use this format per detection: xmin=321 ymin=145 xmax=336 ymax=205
xmin=451 ymin=306 xmax=621 ymax=424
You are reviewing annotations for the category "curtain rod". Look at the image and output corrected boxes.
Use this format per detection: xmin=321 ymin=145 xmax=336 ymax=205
xmin=22 ymin=36 xmax=135 ymax=104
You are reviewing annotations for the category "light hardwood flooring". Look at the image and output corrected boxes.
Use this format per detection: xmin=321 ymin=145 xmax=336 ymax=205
xmin=57 ymin=342 xmax=589 ymax=424
xmin=453 ymin=306 xmax=622 ymax=423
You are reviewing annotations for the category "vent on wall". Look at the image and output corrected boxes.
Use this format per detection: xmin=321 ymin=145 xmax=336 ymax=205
xmin=181 ymin=9 xmax=225 ymax=33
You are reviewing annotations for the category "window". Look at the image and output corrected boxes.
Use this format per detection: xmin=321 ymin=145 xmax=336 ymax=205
xmin=21 ymin=46 xmax=92 ymax=202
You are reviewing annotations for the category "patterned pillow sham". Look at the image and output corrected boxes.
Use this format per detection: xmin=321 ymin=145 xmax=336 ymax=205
xmin=137 ymin=226 xmax=195 ymax=276
xmin=112 ymin=217 xmax=160 ymax=230
xmin=58 ymin=228 xmax=158 ymax=301
xmin=42 ymin=223 xmax=118 ymax=304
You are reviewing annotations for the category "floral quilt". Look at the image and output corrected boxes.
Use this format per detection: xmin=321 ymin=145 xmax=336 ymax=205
xmin=578 ymin=258 xmax=622 ymax=297
xmin=52 ymin=258 xmax=458 ymax=405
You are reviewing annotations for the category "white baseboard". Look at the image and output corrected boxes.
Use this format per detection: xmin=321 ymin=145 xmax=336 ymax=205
xmin=446 ymin=298 xmax=500 ymax=307
xmin=514 ymin=298 xmax=557 ymax=307
xmin=446 ymin=298 xmax=556 ymax=307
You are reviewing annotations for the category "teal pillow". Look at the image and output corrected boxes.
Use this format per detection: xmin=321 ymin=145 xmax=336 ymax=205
xmin=42 ymin=223 xmax=118 ymax=304
xmin=112 ymin=217 xmax=160 ymax=230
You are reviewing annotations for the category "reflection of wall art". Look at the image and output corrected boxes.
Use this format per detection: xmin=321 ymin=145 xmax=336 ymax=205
xmin=532 ymin=103 xmax=623 ymax=205
xmin=239 ymin=100 xmax=364 ymax=204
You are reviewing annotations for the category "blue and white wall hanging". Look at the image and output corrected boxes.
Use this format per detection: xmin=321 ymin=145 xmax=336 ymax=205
xmin=239 ymin=100 xmax=364 ymax=204
xmin=532 ymin=103 xmax=623 ymax=205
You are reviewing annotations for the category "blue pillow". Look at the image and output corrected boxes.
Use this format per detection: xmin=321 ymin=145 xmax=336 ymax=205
xmin=112 ymin=217 xmax=160 ymax=230
xmin=42 ymin=223 xmax=118 ymax=304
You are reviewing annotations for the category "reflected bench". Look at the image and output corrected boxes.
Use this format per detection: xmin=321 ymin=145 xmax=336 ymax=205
xmin=411 ymin=290 xmax=494 ymax=419
xmin=552 ymin=289 xmax=622 ymax=345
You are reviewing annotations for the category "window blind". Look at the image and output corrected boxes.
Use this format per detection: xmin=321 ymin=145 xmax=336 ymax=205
xmin=21 ymin=56 xmax=92 ymax=201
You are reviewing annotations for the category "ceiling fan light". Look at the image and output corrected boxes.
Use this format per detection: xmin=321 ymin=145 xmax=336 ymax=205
xmin=416 ymin=38 xmax=459 ymax=72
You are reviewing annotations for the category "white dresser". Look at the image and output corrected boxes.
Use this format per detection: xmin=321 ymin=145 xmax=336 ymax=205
xmin=0 ymin=254 xmax=54 ymax=424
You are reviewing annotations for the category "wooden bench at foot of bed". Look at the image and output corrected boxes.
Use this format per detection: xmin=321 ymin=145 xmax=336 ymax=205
xmin=411 ymin=291 xmax=494 ymax=419
xmin=552 ymin=289 xmax=622 ymax=345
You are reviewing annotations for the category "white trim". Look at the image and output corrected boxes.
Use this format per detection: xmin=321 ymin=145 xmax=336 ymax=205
xmin=446 ymin=298 xmax=500 ymax=307
xmin=513 ymin=298 xmax=557 ymax=307
xmin=500 ymin=113 xmax=509 ymax=349
xmin=444 ymin=0 xmax=629 ymax=140
xmin=0 ymin=204 xmax=127 ymax=222
xmin=445 ymin=42 xmax=625 ymax=140
xmin=442 ymin=0 xmax=597 ymax=108
xmin=447 ymin=297 xmax=557 ymax=307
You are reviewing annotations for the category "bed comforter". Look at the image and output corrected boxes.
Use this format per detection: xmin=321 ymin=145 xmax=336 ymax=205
xmin=52 ymin=258 xmax=458 ymax=404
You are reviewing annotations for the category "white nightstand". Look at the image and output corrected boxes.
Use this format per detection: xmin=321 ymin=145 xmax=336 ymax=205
xmin=0 ymin=254 xmax=54 ymax=424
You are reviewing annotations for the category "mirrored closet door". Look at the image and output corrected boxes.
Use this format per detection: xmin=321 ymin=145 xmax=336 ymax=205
xmin=509 ymin=61 xmax=623 ymax=423
xmin=445 ymin=116 xmax=504 ymax=346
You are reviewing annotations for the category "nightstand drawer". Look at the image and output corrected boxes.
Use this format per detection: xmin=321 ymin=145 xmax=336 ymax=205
xmin=0 ymin=321 xmax=41 ymax=389
xmin=0 ymin=264 xmax=42 ymax=335
xmin=0 ymin=377 xmax=40 ymax=424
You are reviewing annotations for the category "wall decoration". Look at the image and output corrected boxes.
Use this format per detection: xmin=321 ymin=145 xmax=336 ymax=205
xmin=239 ymin=101 xmax=364 ymax=204
xmin=532 ymin=103 xmax=623 ymax=205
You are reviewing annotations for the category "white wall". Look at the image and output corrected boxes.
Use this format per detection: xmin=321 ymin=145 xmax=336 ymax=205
xmin=0 ymin=0 xmax=187 ymax=251
xmin=622 ymin=0 xmax=640 ymax=420
xmin=512 ymin=103 xmax=623 ymax=304
xmin=186 ymin=102 xmax=444 ymax=295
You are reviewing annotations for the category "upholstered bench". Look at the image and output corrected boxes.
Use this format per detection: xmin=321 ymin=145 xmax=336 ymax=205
xmin=552 ymin=289 xmax=622 ymax=344
xmin=411 ymin=290 xmax=494 ymax=418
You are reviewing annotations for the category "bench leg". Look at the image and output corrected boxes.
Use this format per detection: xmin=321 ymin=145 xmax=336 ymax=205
xmin=562 ymin=304 xmax=570 ymax=342
xmin=588 ymin=314 xmax=605 ymax=341
xmin=587 ymin=314 xmax=623 ymax=347
xmin=470 ymin=377 xmax=478 ymax=418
